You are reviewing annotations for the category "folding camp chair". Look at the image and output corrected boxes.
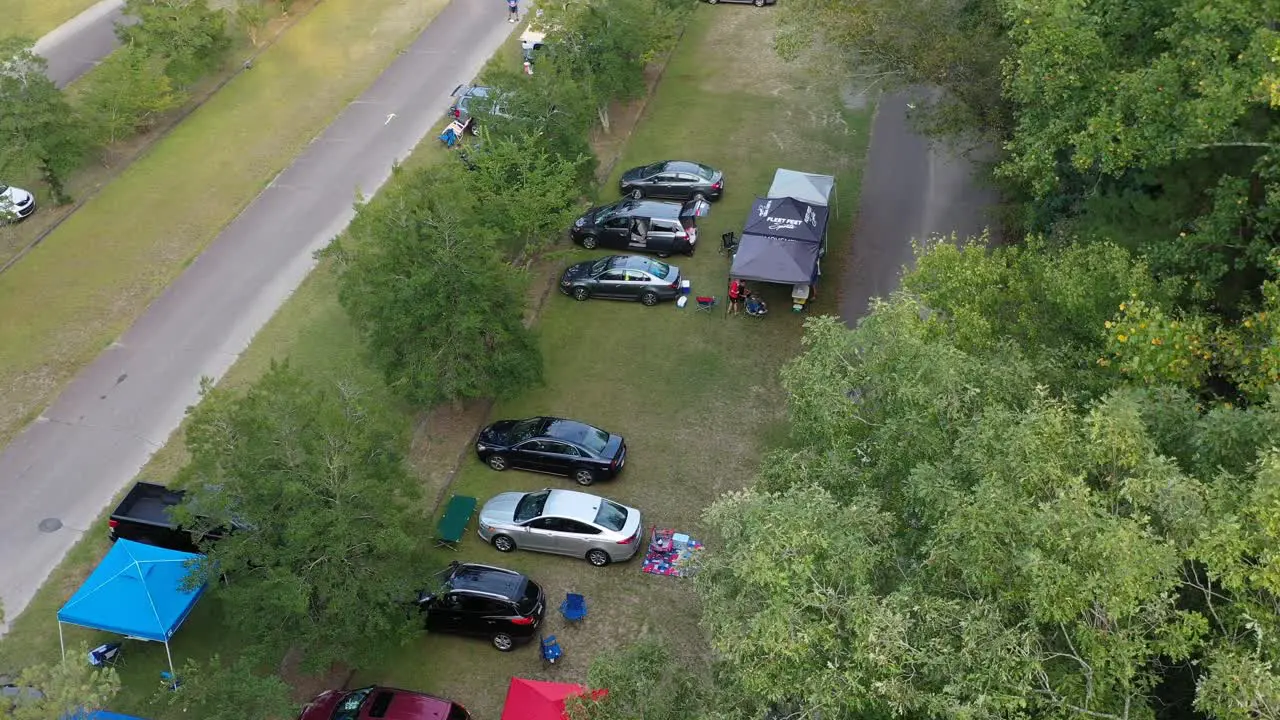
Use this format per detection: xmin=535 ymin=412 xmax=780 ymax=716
xmin=719 ymin=231 xmax=739 ymax=255
xmin=540 ymin=634 xmax=562 ymax=665
xmin=694 ymin=296 xmax=716 ymax=313
xmin=560 ymin=593 xmax=587 ymax=624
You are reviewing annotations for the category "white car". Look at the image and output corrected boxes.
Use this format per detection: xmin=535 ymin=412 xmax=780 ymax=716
xmin=0 ymin=184 xmax=36 ymax=221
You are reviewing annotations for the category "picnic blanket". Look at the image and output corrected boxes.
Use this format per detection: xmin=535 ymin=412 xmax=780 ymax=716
xmin=641 ymin=528 xmax=704 ymax=578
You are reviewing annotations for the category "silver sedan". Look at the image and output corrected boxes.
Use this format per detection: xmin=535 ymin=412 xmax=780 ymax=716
xmin=477 ymin=489 xmax=644 ymax=567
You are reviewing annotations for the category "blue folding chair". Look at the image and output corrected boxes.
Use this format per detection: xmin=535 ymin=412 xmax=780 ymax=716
xmin=559 ymin=593 xmax=587 ymax=623
xmin=540 ymin=634 xmax=562 ymax=665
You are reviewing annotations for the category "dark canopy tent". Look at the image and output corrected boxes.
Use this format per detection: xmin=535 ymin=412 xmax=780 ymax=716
xmin=731 ymin=196 xmax=830 ymax=285
xmin=729 ymin=236 xmax=821 ymax=284
xmin=741 ymin=196 xmax=828 ymax=244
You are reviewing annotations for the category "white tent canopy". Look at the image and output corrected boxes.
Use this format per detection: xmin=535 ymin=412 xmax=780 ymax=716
xmin=767 ymin=169 xmax=835 ymax=212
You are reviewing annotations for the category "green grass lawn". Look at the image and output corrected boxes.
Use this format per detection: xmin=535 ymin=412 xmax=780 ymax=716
xmin=0 ymin=0 xmax=451 ymax=449
xmin=0 ymin=6 xmax=872 ymax=719
xmin=1 ymin=0 xmax=100 ymax=40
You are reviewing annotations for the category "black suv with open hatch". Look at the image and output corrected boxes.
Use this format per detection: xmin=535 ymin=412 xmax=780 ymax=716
xmin=414 ymin=562 xmax=545 ymax=651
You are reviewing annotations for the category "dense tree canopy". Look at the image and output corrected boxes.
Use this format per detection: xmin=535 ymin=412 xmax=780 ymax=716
xmin=0 ymin=38 xmax=92 ymax=204
xmin=698 ymin=235 xmax=1280 ymax=720
xmin=0 ymin=645 xmax=119 ymax=720
xmin=178 ymin=362 xmax=424 ymax=670
xmin=119 ymin=0 xmax=232 ymax=86
xmin=332 ymin=164 xmax=542 ymax=406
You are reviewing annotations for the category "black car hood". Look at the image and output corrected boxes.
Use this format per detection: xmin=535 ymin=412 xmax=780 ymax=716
xmin=479 ymin=420 xmax=518 ymax=445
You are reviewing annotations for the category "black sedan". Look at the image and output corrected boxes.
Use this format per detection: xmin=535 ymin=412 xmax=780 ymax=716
xmin=560 ymin=255 xmax=682 ymax=306
xmin=619 ymin=160 xmax=723 ymax=201
xmin=476 ymin=417 xmax=627 ymax=486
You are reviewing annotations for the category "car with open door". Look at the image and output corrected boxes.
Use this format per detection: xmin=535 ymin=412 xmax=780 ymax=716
xmin=413 ymin=562 xmax=545 ymax=652
xmin=570 ymin=198 xmax=709 ymax=257
xmin=619 ymin=160 xmax=723 ymax=201
xmin=475 ymin=416 xmax=625 ymax=486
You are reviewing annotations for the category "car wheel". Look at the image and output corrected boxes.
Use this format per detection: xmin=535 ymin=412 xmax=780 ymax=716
xmin=657 ymin=252 xmax=671 ymax=258
xmin=487 ymin=455 xmax=509 ymax=471
xmin=631 ymin=188 xmax=644 ymax=199
xmin=572 ymin=286 xmax=590 ymax=301
xmin=640 ymin=291 xmax=659 ymax=307
xmin=587 ymin=549 xmax=610 ymax=567
xmin=581 ymin=235 xmax=599 ymax=249
xmin=707 ymin=0 xmax=719 ymax=4
xmin=573 ymin=468 xmax=597 ymax=486
xmin=492 ymin=633 xmax=515 ymax=652
xmin=493 ymin=535 xmax=516 ymax=553
xmin=753 ymin=0 xmax=765 ymax=5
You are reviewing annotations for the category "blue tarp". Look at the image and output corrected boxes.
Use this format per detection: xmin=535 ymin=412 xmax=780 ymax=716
xmin=81 ymin=712 xmax=148 ymax=720
xmin=57 ymin=539 xmax=205 ymax=643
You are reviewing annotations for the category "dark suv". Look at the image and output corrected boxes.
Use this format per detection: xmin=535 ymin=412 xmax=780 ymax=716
xmin=570 ymin=198 xmax=710 ymax=257
xmin=415 ymin=562 xmax=545 ymax=651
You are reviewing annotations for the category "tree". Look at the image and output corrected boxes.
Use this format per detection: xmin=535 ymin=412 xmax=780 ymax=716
xmin=331 ymin=164 xmax=543 ymax=406
xmin=149 ymin=654 xmax=294 ymax=720
xmin=235 ymin=1 xmax=272 ymax=47
xmin=461 ymin=131 xmax=587 ymax=258
xmin=79 ymin=46 xmax=185 ymax=144
xmin=565 ymin=638 xmax=707 ymax=720
xmin=477 ymin=67 xmax=598 ymax=176
xmin=0 ymin=645 xmax=120 ymax=720
xmin=0 ymin=38 xmax=93 ymax=204
xmin=540 ymin=0 xmax=680 ymax=131
xmin=119 ymin=0 xmax=232 ymax=86
xmin=701 ymin=291 xmax=1280 ymax=720
xmin=177 ymin=362 xmax=424 ymax=671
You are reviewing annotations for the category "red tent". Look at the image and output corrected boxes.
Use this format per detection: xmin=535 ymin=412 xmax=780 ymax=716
xmin=499 ymin=678 xmax=607 ymax=720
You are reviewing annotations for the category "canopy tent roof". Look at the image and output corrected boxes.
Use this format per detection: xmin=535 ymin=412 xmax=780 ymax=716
xmin=767 ymin=169 xmax=835 ymax=207
xmin=500 ymin=678 xmax=607 ymax=720
xmin=57 ymin=539 xmax=205 ymax=643
xmin=730 ymin=234 xmax=821 ymax=285
xmin=743 ymin=196 xmax=829 ymax=245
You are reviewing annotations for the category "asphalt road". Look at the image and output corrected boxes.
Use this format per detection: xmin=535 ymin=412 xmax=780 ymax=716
xmin=32 ymin=0 xmax=127 ymax=88
xmin=0 ymin=0 xmax=515 ymax=634
xmin=838 ymin=89 xmax=1001 ymax=324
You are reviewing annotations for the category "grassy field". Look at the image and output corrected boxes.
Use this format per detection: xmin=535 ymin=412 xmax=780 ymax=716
xmin=1 ymin=0 xmax=99 ymax=40
xmin=0 ymin=6 xmax=873 ymax=720
xmin=0 ymin=0 xmax=451 ymax=449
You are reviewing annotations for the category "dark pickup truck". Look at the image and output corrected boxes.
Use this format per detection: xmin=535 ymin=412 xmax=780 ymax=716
xmin=108 ymin=481 xmax=230 ymax=553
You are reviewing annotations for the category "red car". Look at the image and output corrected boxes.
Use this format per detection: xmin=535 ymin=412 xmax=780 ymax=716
xmin=299 ymin=686 xmax=469 ymax=720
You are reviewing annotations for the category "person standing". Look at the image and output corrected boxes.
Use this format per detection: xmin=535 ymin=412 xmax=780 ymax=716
xmin=507 ymin=0 xmax=519 ymax=22
xmin=728 ymin=278 xmax=743 ymax=315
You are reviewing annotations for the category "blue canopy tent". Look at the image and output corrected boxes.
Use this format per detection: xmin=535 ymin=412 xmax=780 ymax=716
xmin=57 ymin=539 xmax=206 ymax=677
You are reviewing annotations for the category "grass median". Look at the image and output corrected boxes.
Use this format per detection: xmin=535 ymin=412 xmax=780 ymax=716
xmin=0 ymin=6 xmax=873 ymax=718
xmin=1 ymin=0 xmax=101 ymax=39
xmin=0 ymin=0 xmax=451 ymax=448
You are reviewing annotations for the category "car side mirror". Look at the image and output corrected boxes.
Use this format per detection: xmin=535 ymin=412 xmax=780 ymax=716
xmin=416 ymin=592 xmax=434 ymax=608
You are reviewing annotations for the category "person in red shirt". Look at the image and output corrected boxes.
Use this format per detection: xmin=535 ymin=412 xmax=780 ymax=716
xmin=728 ymin=278 xmax=744 ymax=315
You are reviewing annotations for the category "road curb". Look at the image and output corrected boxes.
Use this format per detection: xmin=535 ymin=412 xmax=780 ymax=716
xmin=0 ymin=2 xmax=325 ymax=279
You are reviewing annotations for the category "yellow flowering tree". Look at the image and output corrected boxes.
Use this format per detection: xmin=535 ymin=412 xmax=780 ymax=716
xmin=1101 ymin=296 xmax=1213 ymax=388
xmin=1217 ymin=276 xmax=1280 ymax=400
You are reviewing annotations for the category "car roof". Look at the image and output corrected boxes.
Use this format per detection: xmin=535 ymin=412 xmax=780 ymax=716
xmin=542 ymin=418 xmax=604 ymax=445
xmin=608 ymin=198 xmax=683 ymax=219
xmin=465 ymin=86 xmax=492 ymax=98
xmin=446 ymin=564 xmax=525 ymax=599
xmin=618 ymin=256 xmax=669 ymax=273
xmin=359 ymin=687 xmax=452 ymax=720
xmin=544 ymin=489 xmax=605 ymax=522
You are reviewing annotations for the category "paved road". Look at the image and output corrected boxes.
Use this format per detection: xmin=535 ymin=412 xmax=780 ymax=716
xmin=32 ymin=0 xmax=126 ymax=88
xmin=839 ymin=89 xmax=1001 ymax=324
xmin=0 ymin=0 xmax=514 ymax=634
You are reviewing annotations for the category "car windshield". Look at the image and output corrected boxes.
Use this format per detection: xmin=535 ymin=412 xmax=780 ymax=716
xmin=517 ymin=580 xmax=539 ymax=613
xmin=0 ymin=184 xmax=8 ymax=193
xmin=332 ymin=688 xmax=373 ymax=720
xmin=644 ymin=162 xmax=664 ymax=176
xmin=590 ymin=258 xmax=612 ymax=275
xmin=594 ymin=500 xmax=629 ymax=532
xmin=509 ymin=418 xmax=543 ymax=442
xmin=514 ymin=490 xmax=550 ymax=523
